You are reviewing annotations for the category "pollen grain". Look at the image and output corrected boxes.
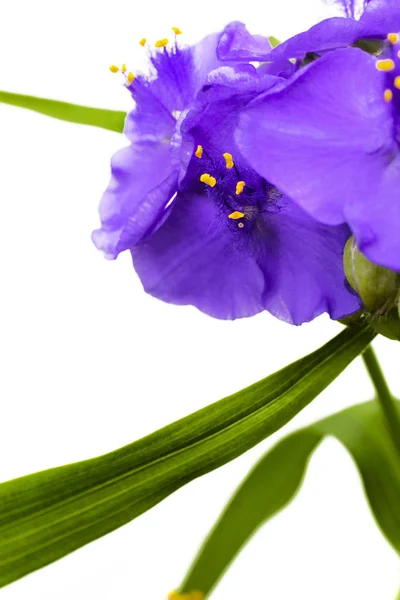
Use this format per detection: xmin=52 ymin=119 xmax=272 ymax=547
xmin=384 ymin=88 xmax=393 ymax=102
xmin=236 ymin=181 xmax=246 ymax=195
xmin=387 ymin=33 xmax=399 ymax=44
xmin=200 ymin=173 xmax=217 ymax=187
xmin=228 ymin=211 xmax=245 ymax=220
xmin=376 ymin=58 xmax=395 ymax=72
xmin=155 ymin=38 xmax=169 ymax=48
xmin=223 ymin=152 xmax=234 ymax=169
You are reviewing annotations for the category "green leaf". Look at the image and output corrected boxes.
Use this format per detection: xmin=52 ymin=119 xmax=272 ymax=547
xmin=268 ymin=36 xmax=281 ymax=48
xmin=180 ymin=398 xmax=400 ymax=597
xmin=0 ymin=325 xmax=374 ymax=587
xmin=0 ymin=91 xmax=126 ymax=132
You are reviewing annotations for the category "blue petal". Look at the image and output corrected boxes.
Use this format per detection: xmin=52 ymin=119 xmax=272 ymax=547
xmin=131 ymin=191 xmax=266 ymax=320
xmin=236 ymin=48 xmax=393 ymax=225
xmin=217 ymin=21 xmax=272 ymax=61
xmin=360 ymin=0 xmax=400 ymax=35
xmin=92 ymin=143 xmax=178 ymax=259
xmin=267 ymin=17 xmax=367 ymax=60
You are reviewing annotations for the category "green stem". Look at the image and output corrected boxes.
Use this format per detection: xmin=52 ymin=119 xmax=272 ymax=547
xmin=362 ymin=345 xmax=400 ymax=459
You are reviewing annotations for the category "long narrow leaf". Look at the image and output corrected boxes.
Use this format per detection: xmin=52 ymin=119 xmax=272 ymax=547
xmin=181 ymin=399 xmax=400 ymax=596
xmin=0 ymin=325 xmax=374 ymax=587
xmin=0 ymin=91 xmax=126 ymax=132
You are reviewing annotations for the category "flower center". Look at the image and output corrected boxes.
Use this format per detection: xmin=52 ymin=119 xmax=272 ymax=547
xmin=194 ymin=145 xmax=282 ymax=230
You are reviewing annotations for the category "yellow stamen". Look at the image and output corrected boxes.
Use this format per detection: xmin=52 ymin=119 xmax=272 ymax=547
xmin=109 ymin=65 xmax=119 ymax=73
xmin=200 ymin=173 xmax=217 ymax=187
xmin=127 ymin=72 xmax=135 ymax=84
xmin=195 ymin=145 xmax=203 ymax=158
xmin=190 ymin=593 xmax=205 ymax=600
xmin=394 ymin=76 xmax=400 ymax=89
xmin=167 ymin=592 xmax=180 ymax=600
xmin=387 ymin=33 xmax=399 ymax=44
xmin=238 ymin=222 xmax=245 ymax=228
xmin=121 ymin=63 xmax=127 ymax=73
xmin=228 ymin=211 xmax=245 ymax=220
xmin=376 ymin=58 xmax=395 ymax=71
xmin=236 ymin=181 xmax=246 ymax=195
xmin=384 ymin=88 xmax=393 ymax=102
xmin=172 ymin=27 xmax=182 ymax=35
xmin=223 ymin=152 xmax=234 ymax=169
xmin=155 ymin=38 xmax=169 ymax=48
xmin=139 ymin=38 xmax=147 ymax=47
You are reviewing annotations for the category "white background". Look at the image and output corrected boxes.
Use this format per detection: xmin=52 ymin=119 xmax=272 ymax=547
xmin=1 ymin=0 xmax=400 ymax=598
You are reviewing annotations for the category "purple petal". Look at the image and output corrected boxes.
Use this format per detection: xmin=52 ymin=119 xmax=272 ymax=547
xmin=360 ymin=0 xmax=400 ymax=35
xmin=267 ymin=17 xmax=367 ymax=60
xmin=345 ymin=155 xmax=400 ymax=271
xmin=217 ymin=21 xmax=272 ymax=62
xmin=124 ymin=80 xmax=176 ymax=144
xmin=92 ymin=143 xmax=178 ymax=259
xmin=131 ymin=191 xmax=360 ymax=323
xmin=236 ymin=48 xmax=393 ymax=225
xmin=131 ymin=192 xmax=266 ymax=320
xmin=258 ymin=200 xmax=361 ymax=323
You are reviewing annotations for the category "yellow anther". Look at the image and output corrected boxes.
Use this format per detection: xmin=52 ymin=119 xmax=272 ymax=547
xmin=172 ymin=27 xmax=182 ymax=35
xmin=395 ymin=76 xmax=400 ymax=89
xmin=236 ymin=181 xmax=246 ymax=195
xmin=387 ymin=33 xmax=399 ymax=44
xmin=376 ymin=58 xmax=395 ymax=71
xmin=195 ymin=145 xmax=203 ymax=158
xmin=189 ymin=593 xmax=205 ymax=600
xmin=155 ymin=38 xmax=169 ymax=48
xmin=223 ymin=152 xmax=234 ymax=169
xmin=384 ymin=88 xmax=393 ymax=102
xmin=139 ymin=38 xmax=147 ymax=47
xmin=238 ymin=222 xmax=245 ymax=228
xmin=200 ymin=173 xmax=216 ymax=187
xmin=109 ymin=65 xmax=119 ymax=73
xmin=167 ymin=591 xmax=180 ymax=600
xmin=127 ymin=72 xmax=135 ymax=84
xmin=121 ymin=63 xmax=127 ymax=73
xmin=228 ymin=211 xmax=245 ymax=220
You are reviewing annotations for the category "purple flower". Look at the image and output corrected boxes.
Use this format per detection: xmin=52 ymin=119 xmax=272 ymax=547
xmin=236 ymin=42 xmax=400 ymax=271
xmin=264 ymin=0 xmax=400 ymax=61
xmin=93 ymin=24 xmax=360 ymax=322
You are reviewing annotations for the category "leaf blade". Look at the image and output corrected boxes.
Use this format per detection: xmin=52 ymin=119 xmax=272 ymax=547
xmin=0 ymin=91 xmax=126 ymax=132
xmin=0 ymin=325 xmax=374 ymax=587
xmin=180 ymin=399 xmax=400 ymax=596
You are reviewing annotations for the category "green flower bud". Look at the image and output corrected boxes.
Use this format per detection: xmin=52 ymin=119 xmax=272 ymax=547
xmin=344 ymin=236 xmax=400 ymax=314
